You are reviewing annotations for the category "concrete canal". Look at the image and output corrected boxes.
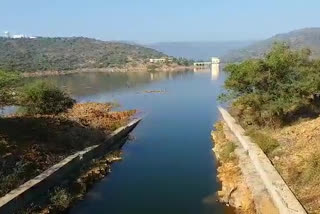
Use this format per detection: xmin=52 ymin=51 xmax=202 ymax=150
xmin=34 ymin=69 xmax=233 ymax=214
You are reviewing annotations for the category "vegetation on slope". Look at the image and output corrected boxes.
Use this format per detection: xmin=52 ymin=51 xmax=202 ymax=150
xmin=0 ymin=70 xmax=136 ymax=198
xmin=211 ymin=122 xmax=255 ymax=214
xmin=20 ymin=81 xmax=75 ymax=114
xmin=0 ymin=37 xmax=165 ymax=72
xmin=0 ymin=70 xmax=20 ymax=106
xmin=267 ymin=116 xmax=320 ymax=213
xmin=0 ymin=71 xmax=75 ymax=114
xmin=0 ymin=103 xmax=135 ymax=198
xmin=221 ymin=43 xmax=320 ymax=127
xmin=223 ymin=28 xmax=320 ymax=62
xmin=221 ymin=42 xmax=320 ymax=213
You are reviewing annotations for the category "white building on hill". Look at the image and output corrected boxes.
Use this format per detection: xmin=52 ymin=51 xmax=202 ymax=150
xmin=149 ymin=57 xmax=173 ymax=63
xmin=3 ymin=31 xmax=36 ymax=39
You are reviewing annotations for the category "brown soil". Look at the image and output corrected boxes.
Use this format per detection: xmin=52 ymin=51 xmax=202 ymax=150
xmin=267 ymin=117 xmax=320 ymax=213
xmin=0 ymin=103 xmax=136 ymax=198
xmin=64 ymin=103 xmax=136 ymax=132
xmin=212 ymin=122 xmax=256 ymax=214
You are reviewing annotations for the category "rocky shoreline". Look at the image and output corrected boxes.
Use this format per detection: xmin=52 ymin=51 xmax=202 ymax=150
xmin=211 ymin=122 xmax=256 ymax=214
xmin=22 ymin=64 xmax=194 ymax=77
xmin=35 ymin=151 xmax=125 ymax=214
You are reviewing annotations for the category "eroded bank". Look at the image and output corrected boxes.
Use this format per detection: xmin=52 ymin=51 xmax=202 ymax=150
xmin=212 ymin=107 xmax=307 ymax=214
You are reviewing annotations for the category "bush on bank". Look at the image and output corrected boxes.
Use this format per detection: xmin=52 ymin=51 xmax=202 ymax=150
xmin=221 ymin=43 xmax=320 ymax=127
xmin=0 ymin=70 xmax=75 ymax=115
xmin=20 ymin=81 xmax=75 ymax=115
xmin=0 ymin=70 xmax=21 ymax=107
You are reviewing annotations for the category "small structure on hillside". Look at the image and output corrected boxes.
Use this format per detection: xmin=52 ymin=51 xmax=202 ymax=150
xmin=4 ymin=31 xmax=10 ymax=38
xmin=3 ymin=31 xmax=37 ymax=39
xmin=149 ymin=57 xmax=173 ymax=63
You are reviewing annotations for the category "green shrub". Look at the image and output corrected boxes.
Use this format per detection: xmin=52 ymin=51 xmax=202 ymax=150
xmin=0 ymin=70 xmax=21 ymax=107
xmin=0 ymin=161 xmax=27 ymax=197
xmin=21 ymin=81 xmax=75 ymax=115
xmin=246 ymin=129 xmax=279 ymax=156
xmin=220 ymin=141 xmax=236 ymax=162
xmin=50 ymin=187 xmax=72 ymax=211
xmin=221 ymin=43 xmax=320 ymax=127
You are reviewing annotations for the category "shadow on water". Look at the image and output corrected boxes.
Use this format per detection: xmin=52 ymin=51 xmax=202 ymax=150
xmin=28 ymin=68 xmax=234 ymax=214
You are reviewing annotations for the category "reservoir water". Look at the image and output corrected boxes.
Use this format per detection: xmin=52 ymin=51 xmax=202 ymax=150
xmin=35 ymin=69 xmax=233 ymax=214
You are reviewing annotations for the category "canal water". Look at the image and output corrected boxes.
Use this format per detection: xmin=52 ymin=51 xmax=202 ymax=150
xmin=36 ymin=69 xmax=233 ymax=214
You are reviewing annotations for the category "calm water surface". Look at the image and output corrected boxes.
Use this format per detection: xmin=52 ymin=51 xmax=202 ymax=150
xmin=36 ymin=69 xmax=233 ymax=214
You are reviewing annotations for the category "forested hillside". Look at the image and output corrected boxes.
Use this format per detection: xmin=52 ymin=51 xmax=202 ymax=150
xmin=0 ymin=37 xmax=165 ymax=72
xmin=223 ymin=28 xmax=320 ymax=62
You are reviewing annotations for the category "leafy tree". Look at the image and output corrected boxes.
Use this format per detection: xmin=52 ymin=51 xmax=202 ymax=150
xmin=20 ymin=81 xmax=75 ymax=115
xmin=221 ymin=43 xmax=320 ymax=127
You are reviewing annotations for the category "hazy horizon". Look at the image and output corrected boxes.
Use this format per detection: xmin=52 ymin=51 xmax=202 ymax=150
xmin=2 ymin=28 xmax=319 ymax=44
xmin=2 ymin=0 xmax=320 ymax=43
xmin=0 ymin=34 xmax=260 ymax=44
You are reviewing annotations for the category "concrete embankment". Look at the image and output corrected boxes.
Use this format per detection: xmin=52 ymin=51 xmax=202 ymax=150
xmin=212 ymin=122 xmax=257 ymax=214
xmin=213 ymin=107 xmax=307 ymax=214
xmin=0 ymin=118 xmax=141 ymax=214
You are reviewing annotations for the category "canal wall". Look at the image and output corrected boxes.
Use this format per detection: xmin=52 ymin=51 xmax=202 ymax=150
xmin=217 ymin=107 xmax=307 ymax=214
xmin=0 ymin=118 xmax=141 ymax=214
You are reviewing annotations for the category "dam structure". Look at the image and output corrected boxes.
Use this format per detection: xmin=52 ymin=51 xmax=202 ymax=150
xmin=194 ymin=57 xmax=220 ymax=67
xmin=193 ymin=57 xmax=221 ymax=80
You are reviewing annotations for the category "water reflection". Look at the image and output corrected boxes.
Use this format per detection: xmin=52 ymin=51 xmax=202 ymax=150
xmin=211 ymin=64 xmax=220 ymax=80
xmin=12 ymin=70 xmax=232 ymax=214
xmin=193 ymin=64 xmax=220 ymax=81
xmin=65 ymin=70 xmax=231 ymax=214
xmin=25 ymin=70 xmax=193 ymax=99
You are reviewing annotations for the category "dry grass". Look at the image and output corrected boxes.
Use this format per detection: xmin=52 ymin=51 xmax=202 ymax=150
xmin=64 ymin=103 xmax=136 ymax=132
xmin=212 ymin=122 xmax=237 ymax=162
xmin=212 ymin=122 xmax=256 ymax=214
xmin=49 ymin=187 xmax=72 ymax=211
xmin=267 ymin=116 xmax=320 ymax=213
xmin=245 ymin=129 xmax=279 ymax=156
xmin=0 ymin=102 xmax=135 ymax=198
xmin=220 ymin=141 xmax=237 ymax=162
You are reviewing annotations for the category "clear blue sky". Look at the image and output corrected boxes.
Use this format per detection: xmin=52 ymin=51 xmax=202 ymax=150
xmin=1 ymin=0 xmax=320 ymax=42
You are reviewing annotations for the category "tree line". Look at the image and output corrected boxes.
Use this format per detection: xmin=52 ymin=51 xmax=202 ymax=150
xmin=0 ymin=37 xmax=165 ymax=72
xmin=221 ymin=43 xmax=320 ymax=127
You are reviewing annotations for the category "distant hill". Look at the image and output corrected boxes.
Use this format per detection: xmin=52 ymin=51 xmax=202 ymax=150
xmin=0 ymin=37 xmax=165 ymax=72
xmin=223 ymin=28 xmax=320 ymax=62
xmin=145 ymin=41 xmax=255 ymax=61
